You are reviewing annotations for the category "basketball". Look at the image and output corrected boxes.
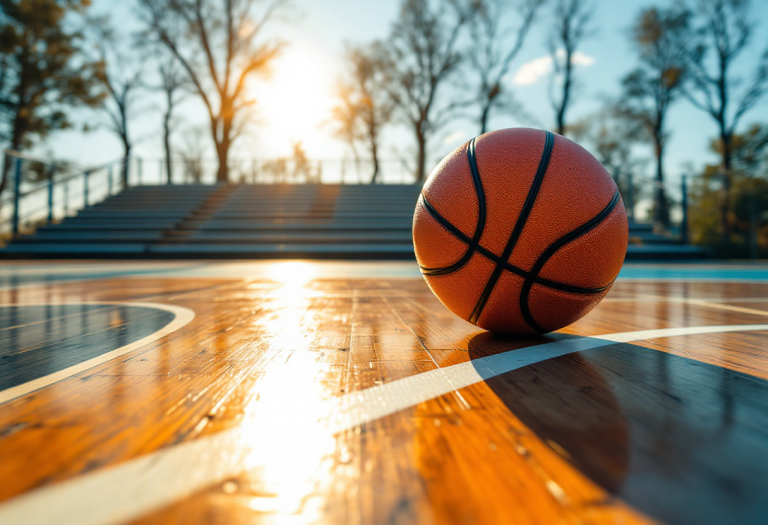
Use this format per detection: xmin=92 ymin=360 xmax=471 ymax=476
xmin=413 ymin=128 xmax=628 ymax=336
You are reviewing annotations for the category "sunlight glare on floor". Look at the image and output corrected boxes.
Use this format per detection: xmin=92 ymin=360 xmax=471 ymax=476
xmin=237 ymin=261 xmax=336 ymax=522
xmin=267 ymin=261 xmax=318 ymax=287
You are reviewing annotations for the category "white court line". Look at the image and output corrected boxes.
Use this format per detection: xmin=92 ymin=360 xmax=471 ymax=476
xmin=617 ymin=278 xmax=768 ymax=284
xmin=1 ymin=322 xmax=767 ymax=525
xmin=659 ymin=297 xmax=768 ymax=318
xmin=0 ymin=302 xmax=196 ymax=405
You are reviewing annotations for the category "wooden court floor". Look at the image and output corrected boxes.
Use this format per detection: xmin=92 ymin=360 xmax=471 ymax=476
xmin=1 ymin=261 xmax=768 ymax=525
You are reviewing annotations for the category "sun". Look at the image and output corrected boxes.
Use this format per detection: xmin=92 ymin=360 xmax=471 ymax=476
xmin=253 ymin=41 xmax=340 ymax=158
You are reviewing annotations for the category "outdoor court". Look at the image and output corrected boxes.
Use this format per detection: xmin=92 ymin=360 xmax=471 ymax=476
xmin=1 ymin=260 xmax=767 ymax=525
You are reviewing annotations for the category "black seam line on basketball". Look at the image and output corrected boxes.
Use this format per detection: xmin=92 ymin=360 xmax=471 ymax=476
xmin=418 ymin=138 xmax=486 ymax=276
xmin=468 ymin=130 xmax=556 ymax=325
xmin=520 ymin=189 xmax=622 ymax=334
xmin=418 ymin=194 xmax=608 ymax=295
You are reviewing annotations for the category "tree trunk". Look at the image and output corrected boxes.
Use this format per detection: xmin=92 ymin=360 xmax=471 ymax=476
xmin=555 ymin=100 xmax=567 ymax=136
xmin=163 ymin=107 xmax=173 ymax=185
xmin=370 ymin=140 xmax=380 ymax=184
xmin=214 ymin=114 xmax=233 ymax=183
xmin=653 ymin=137 xmax=669 ymax=227
xmin=215 ymin=141 xmax=229 ymax=183
xmin=3 ymin=104 xmax=26 ymax=200
xmin=555 ymin=51 xmax=573 ymax=136
xmin=719 ymin=131 xmax=733 ymax=242
xmin=479 ymin=101 xmax=491 ymax=135
xmin=416 ymin=132 xmax=427 ymax=182
xmin=0 ymin=155 xmax=10 ymax=204
xmin=122 ymin=140 xmax=131 ymax=187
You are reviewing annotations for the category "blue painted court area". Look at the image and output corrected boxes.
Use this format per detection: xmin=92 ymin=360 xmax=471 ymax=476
xmin=1 ymin=261 xmax=768 ymax=287
xmin=618 ymin=264 xmax=768 ymax=282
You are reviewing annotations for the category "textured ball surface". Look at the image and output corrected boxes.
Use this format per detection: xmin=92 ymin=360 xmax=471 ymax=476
xmin=413 ymin=128 xmax=628 ymax=336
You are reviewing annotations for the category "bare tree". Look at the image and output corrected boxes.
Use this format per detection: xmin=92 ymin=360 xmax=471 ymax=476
xmin=384 ymin=0 xmax=475 ymax=182
xmin=137 ymin=0 xmax=285 ymax=182
xmin=0 ymin=0 xmax=102 ymax=200
xmin=331 ymin=43 xmax=395 ymax=183
xmin=332 ymin=83 xmax=361 ymax=167
xmin=547 ymin=0 xmax=595 ymax=136
xmin=91 ymin=20 xmax=143 ymax=186
xmin=684 ymin=0 xmax=768 ymax=241
xmin=571 ymin=106 xmax=646 ymax=220
xmin=469 ymin=0 xmax=543 ymax=134
xmin=617 ymin=6 xmax=691 ymax=227
xmin=157 ymin=58 xmax=188 ymax=184
xmin=179 ymin=126 xmax=207 ymax=183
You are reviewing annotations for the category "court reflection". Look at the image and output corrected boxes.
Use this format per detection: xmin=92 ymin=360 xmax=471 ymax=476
xmin=0 ymin=304 xmax=175 ymax=392
xmin=234 ymin=265 xmax=336 ymax=522
xmin=469 ymin=333 xmax=768 ymax=525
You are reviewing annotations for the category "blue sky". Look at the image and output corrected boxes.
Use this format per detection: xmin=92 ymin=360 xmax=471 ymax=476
xmin=40 ymin=0 xmax=768 ymax=186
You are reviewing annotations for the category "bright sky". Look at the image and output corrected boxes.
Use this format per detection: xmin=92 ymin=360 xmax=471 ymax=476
xmin=42 ymin=0 xmax=768 ymax=186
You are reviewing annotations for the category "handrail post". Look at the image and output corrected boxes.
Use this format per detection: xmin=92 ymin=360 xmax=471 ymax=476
xmin=47 ymin=164 xmax=56 ymax=223
xmin=12 ymin=157 xmax=22 ymax=236
xmin=138 ymin=158 xmax=143 ymax=185
xmin=83 ymin=169 xmax=90 ymax=207
xmin=626 ymin=172 xmax=635 ymax=221
xmin=123 ymin=157 xmax=129 ymax=189
xmin=108 ymin=165 xmax=113 ymax=195
xmin=681 ymin=175 xmax=689 ymax=244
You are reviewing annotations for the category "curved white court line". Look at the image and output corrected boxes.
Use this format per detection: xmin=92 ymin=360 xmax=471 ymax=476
xmin=0 ymin=302 xmax=196 ymax=405
xmin=1 ymin=322 xmax=767 ymax=525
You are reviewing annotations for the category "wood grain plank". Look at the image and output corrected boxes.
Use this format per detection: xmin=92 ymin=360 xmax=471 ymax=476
xmin=2 ymin=276 xmax=768 ymax=525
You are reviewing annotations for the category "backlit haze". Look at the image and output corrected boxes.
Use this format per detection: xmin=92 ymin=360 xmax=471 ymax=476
xmin=43 ymin=0 xmax=768 ymax=184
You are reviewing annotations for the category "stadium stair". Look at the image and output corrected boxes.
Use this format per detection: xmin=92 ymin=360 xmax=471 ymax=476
xmin=625 ymin=221 xmax=707 ymax=260
xmin=0 ymin=184 xmax=706 ymax=260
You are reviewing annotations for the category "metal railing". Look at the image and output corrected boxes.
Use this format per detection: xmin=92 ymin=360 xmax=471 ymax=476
xmin=0 ymin=153 xmax=423 ymax=240
xmin=0 ymin=152 xmax=133 ymax=238
xmin=618 ymin=170 xmax=690 ymax=242
xmin=0 ymin=149 xmax=694 ymax=244
xmin=130 ymin=157 xmax=420 ymax=185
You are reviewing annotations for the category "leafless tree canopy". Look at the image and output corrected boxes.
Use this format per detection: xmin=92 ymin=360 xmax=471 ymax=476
xmin=0 ymin=0 xmax=103 ymax=197
xmin=683 ymin=0 xmax=768 ymax=240
xmin=331 ymin=43 xmax=395 ymax=183
xmin=571 ymin=107 xmax=647 ymax=219
xmin=137 ymin=0 xmax=286 ymax=182
xmin=158 ymin=58 xmax=189 ymax=184
xmin=90 ymin=19 xmax=144 ymax=184
xmin=469 ymin=0 xmax=543 ymax=134
xmin=548 ymin=0 xmax=595 ymax=136
xmin=618 ymin=6 xmax=691 ymax=227
xmin=383 ymin=0 xmax=475 ymax=181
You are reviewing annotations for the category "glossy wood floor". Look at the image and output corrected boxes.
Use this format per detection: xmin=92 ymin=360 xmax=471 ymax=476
xmin=1 ymin=261 xmax=768 ymax=525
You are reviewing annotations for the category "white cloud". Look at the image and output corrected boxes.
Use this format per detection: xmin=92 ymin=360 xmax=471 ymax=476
xmin=513 ymin=56 xmax=553 ymax=85
xmin=562 ymin=49 xmax=595 ymax=66
xmin=443 ymin=131 xmax=465 ymax=144
xmin=512 ymin=50 xmax=595 ymax=86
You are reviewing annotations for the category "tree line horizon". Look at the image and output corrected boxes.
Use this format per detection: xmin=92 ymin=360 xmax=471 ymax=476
xmin=0 ymin=0 xmax=767 ymax=255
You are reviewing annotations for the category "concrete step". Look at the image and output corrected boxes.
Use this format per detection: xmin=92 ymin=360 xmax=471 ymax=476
xmin=188 ymin=223 xmax=414 ymax=231
xmin=626 ymin=244 xmax=707 ymax=260
xmin=165 ymin=232 xmax=415 ymax=243
xmin=15 ymin=232 xmax=167 ymax=242
xmin=0 ymin=183 xmax=706 ymax=261
xmin=196 ymin=222 xmax=413 ymax=230
xmin=1 ymin=243 xmax=148 ymax=255
xmin=39 ymin=223 xmax=179 ymax=231
xmin=0 ymin=242 xmax=416 ymax=259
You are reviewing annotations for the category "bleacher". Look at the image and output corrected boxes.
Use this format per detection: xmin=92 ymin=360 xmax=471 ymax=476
xmin=0 ymin=184 xmax=705 ymax=259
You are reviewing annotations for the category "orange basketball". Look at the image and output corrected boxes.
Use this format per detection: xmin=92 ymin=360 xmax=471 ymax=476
xmin=413 ymin=128 xmax=628 ymax=336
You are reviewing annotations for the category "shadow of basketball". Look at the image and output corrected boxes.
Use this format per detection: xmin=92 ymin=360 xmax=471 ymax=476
xmin=468 ymin=332 xmax=768 ymax=525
